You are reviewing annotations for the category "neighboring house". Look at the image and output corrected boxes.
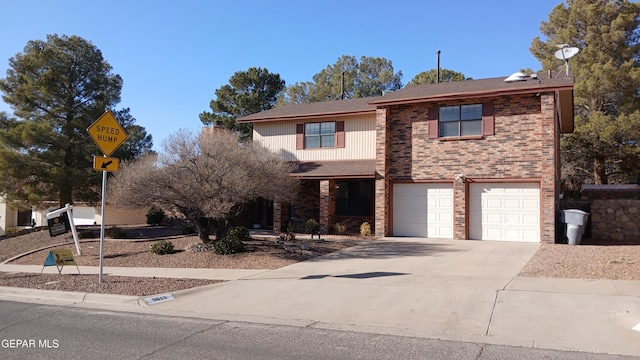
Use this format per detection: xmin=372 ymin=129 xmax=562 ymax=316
xmin=0 ymin=196 xmax=35 ymax=236
xmin=0 ymin=197 xmax=147 ymax=236
xmin=238 ymin=72 xmax=575 ymax=243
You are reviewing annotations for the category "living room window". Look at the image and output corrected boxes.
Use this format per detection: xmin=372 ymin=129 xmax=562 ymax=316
xmin=439 ymin=104 xmax=482 ymax=137
xmin=335 ymin=180 xmax=373 ymax=216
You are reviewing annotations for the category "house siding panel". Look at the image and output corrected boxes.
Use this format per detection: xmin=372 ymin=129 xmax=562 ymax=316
xmin=254 ymin=114 xmax=376 ymax=161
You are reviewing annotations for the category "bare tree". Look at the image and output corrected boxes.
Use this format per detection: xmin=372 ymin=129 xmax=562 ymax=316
xmin=108 ymin=129 xmax=298 ymax=242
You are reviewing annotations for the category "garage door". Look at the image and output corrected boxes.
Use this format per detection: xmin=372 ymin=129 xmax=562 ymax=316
xmin=393 ymin=183 xmax=453 ymax=238
xmin=469 ymin=183 xmax=540 ymax=242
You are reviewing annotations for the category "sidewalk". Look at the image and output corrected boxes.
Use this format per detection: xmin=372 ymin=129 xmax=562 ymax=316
xmin=1 ymin=237 xmax=639 ymax=357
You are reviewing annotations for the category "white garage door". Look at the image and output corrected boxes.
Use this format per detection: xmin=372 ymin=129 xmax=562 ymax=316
xmin=393 ymin=183 xmax=453 ymax=238
xmin=469 ymin=183 xmax=540 ymax=242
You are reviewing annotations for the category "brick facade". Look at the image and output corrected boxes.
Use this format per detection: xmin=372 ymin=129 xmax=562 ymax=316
xmin=378 ymin=93 xmax=559 ymax=243
xmin=240 ymin=74 xmax=572 ymax=243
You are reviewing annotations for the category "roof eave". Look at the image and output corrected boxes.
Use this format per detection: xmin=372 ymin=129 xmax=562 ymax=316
xmin=369 ymin=85 xmax=575 ymax=107
xmin=557 ymin=89 xmax=574 ymax=134
xmin=238 ymin=109 xmax=375 ymax=123
xmin=290 ymin=174 xmax=376 ymax=180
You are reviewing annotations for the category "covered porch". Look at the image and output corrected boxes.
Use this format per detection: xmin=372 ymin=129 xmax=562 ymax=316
xmin=273 ymin=160 xmax=376 ymax=235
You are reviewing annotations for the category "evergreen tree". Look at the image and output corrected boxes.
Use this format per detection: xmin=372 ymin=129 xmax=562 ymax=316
xmin=531 ymin=0 xmax=640 ymax=189
xmin=280 ymin=55 xmax=403 ymax=104
xmin=0 ymin=34 xmax=152 ymax=207
xmin=406 ymin=68 xmax=470 ymax=86
xmin=199 ymin=67 xmax=285 ymax=141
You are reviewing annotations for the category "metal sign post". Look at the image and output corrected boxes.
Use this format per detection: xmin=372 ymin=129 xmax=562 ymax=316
xmin=87 ymin=110 xmax=127 ymax=283
xmin=98 ymin=163 xmax=108 ymax=282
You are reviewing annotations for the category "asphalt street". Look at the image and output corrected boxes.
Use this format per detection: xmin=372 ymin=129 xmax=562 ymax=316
xmin=0 ymin=300 xmax=636 ymax=360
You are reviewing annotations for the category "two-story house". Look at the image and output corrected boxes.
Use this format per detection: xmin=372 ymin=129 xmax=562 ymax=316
xmin=237 ymin=72 xmax=574 ymax=243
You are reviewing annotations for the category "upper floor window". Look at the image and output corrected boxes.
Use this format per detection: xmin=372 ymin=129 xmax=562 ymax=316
xmin=305 ymin=122 xmax=335 ymax=148
xmin=428 ymin=102 xmax=494 ymax=139
xmin=439 ymin=104 xmax=482 ymax=137
xmin=296 ymin=121 xmax=345 ymax=149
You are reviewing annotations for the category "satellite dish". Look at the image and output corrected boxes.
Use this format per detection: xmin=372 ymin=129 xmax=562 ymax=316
xmin=554 ymin=47 xmax=579 ymax=60
xmin=554 ymin=46 xmax=580 ymax=78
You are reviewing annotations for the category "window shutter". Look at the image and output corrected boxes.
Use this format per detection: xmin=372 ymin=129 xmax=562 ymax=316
xmin=428 ymin=107 xmax=439 ymax=139
xmin=482 ymin=102 xmax=494 ymax=136
xmin=296 ymin=124 xmax=304 ymax=149
xmin=336 ymin=121 xmax=345 ymax=148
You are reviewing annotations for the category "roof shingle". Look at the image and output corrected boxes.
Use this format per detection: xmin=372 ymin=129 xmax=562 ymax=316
xmin=237 ymin=72 xmax=574 ymax=123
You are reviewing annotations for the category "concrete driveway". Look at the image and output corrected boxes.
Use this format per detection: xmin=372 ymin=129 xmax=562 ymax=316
xmin=153 ymin=237 xmax=540 ymax=341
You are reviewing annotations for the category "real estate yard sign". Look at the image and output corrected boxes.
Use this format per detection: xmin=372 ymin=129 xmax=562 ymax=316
xmin=46 ymin=204 xmax=81 ymax=256
xmin=47 ymin=213 xmax=70 ymax=237
xmin=41 ymin=249 xmax=80 ymax=275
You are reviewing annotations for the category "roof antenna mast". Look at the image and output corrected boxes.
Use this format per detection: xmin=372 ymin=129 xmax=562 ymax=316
xmin=436 ymin=50 xmax=441 ymax=84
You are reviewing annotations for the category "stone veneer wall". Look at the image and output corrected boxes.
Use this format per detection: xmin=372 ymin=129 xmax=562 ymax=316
xmin=590 ymin=199 xmax=640 ymax=242
xmin=579 ymin=186 xmax=640 ymax=242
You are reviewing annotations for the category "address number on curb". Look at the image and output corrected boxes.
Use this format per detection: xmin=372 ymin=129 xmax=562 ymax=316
xmin=144 ymin=293 xmax=175 ymax=305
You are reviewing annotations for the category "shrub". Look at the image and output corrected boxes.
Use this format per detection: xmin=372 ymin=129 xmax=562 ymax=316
xmin=146 ymin=207 xmax=166 ymax=226
xmin=360 ymin=222 xmax=372 ymax=237
xmin=107 ymin=226 xmax=128 ymax=239
xmin=150 ymin=240 xmax=175 ymax=255
xmin=333 ymin=222 xmax=347 ymax=234
xmin=286 ymin=222 xmax=296 ymax=234
xmin=227 ymin=226 xmax=250 ymax=241
xmin=214 ymin=236 xmax=245 ymax=255
xmin=213 ymin=226 xmax=249 ymax=255
xmin=304 ymin=219 xmax=320 ymax=235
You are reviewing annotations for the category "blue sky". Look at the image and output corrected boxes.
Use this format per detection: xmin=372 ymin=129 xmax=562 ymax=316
xmin=1 ymin=0 xmax=565 ymax=151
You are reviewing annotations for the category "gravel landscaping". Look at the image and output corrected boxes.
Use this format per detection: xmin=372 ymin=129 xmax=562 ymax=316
xmin=1 ymin=225 xmax=639 ymax=297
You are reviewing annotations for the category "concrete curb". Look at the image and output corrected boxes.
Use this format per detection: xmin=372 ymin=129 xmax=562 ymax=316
xmin=0 ymin=286 xmax=140 ymax=306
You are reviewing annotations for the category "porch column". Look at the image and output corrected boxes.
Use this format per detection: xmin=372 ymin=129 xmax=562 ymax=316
xmin=319 ymin=180 xmax=333 ymax=234
xmin=273 ymin=200 xmax=282 ymax=233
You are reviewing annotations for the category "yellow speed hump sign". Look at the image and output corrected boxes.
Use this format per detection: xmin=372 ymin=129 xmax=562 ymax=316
xmin=87 ymin=110 xmax=128 ymax=156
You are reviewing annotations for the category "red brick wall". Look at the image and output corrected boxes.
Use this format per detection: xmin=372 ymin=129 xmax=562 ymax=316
xmin=375 ymin=107 xmax=390 ymax=237
xmin=379 ymin=93 xmax=559 ymax=242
